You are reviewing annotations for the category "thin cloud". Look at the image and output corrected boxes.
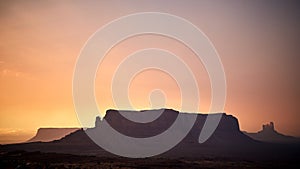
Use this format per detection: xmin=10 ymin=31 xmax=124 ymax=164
xmin=1 ymin=68 xmax=27 ymax=78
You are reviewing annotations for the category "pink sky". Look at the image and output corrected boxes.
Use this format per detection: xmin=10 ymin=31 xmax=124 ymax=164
xmin=0 ymin=0 xmax=299 ymax=143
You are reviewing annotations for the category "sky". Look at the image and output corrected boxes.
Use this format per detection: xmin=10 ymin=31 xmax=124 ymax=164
xmin=0 ymin=0 xmax=299 ymax=144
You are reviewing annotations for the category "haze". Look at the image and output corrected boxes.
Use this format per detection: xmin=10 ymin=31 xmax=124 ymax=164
xmin=0 ymin=0 xmax=299 ymax=144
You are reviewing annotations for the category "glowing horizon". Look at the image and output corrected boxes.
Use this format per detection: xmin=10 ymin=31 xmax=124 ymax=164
xmin=0 ymin=0 xmax=299 ymax=144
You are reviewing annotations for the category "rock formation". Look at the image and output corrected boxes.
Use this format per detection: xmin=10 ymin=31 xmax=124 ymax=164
xmin=27 ymin=128 xmax=80 ymax=143
xmin=244 ymin=122 xmax=300 ymax=143
xmin=2 ymin=109 xmax=299 ymax=160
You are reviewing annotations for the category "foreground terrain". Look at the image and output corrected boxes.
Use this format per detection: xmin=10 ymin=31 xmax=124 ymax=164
xmin=0 ymin=151 xmax=299 ymax=169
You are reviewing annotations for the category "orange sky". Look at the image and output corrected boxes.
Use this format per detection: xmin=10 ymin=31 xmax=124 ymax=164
xmin=0 ymin=0 xmax=299 ymax=144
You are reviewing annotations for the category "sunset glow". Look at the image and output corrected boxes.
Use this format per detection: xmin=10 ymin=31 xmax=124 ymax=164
xmin=0 ymin=0 xmax=299 ymax=144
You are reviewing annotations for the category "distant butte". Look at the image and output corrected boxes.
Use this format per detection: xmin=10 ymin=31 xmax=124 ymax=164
xmin=244 ymin=122 xmax=300 ymax=143
xmin=27 ymin=128 xmax=80 ymax=143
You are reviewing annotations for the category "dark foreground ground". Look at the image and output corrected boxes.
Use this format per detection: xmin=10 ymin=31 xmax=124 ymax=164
xmin=0 ymin=151 xmax=299 ymax=169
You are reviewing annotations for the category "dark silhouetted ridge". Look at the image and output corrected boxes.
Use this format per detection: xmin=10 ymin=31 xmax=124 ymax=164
xmin=1 ymin=109 xmax=299 ymax=160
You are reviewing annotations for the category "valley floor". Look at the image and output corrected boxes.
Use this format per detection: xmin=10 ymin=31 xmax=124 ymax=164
xmin=0 ymin=151 xmax=299 ymax=169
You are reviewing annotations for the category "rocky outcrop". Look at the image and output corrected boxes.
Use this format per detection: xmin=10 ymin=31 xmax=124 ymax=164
xmin=244 ymin=122 xmax=300 ymax=143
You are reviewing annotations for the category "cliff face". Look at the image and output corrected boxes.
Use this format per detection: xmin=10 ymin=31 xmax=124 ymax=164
xmin=56 ymin=109 xmax=253 ymax=156
xmin=57 ymin=109 xmax=247 ymax=146
xmin=27 ymin=128 xmax=80 ymax=143
xmin=98 ymin=109 xmax=251 ymax=146
xmin=103 ymin=109 xmax=240 ymax=132
xmin=103 ymin=109 xmax=180 ymax=138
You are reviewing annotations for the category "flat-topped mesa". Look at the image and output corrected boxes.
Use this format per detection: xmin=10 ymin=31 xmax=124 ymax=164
xmin=104 ymin=108 xmax=179 ymax=119
xmin=27 ymin=128 xmax=80 ymax=143
xmin=103 ymin=108 xmax=180 ymax=125
xmin=94 ymin=109 xmax=241 ymax=139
